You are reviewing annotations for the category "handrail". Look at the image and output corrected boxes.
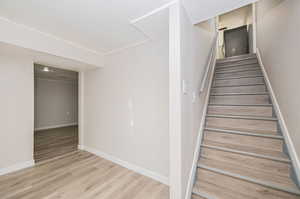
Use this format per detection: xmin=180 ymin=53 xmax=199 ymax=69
xmin=199 ymin=34 xmax=218 ymax=93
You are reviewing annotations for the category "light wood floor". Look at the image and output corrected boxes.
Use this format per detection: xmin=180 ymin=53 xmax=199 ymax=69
xmin=34 ymin=126 xmax=78 ymax=162
xmin=0 ymin=150 xmax=169 ymax=199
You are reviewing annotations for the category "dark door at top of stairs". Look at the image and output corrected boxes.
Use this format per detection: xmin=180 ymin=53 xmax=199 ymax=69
xmin=224 ymin=25 xmax=249 ymax=57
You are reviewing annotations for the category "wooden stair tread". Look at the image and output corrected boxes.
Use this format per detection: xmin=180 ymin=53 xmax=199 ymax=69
xmin=215 ymin=68 xmax=261 ymax=74
xmin=202 ymin=140 xmax=289 ymax=160
xmin=215 ymin=71 xmax=262 ymax=79
xmin=199 ymin=156 xmax=295 ymax=189
xmin=200 ymin=147 xmax=290 ymax=177
xmin=211 ymin=85 xmax=267 ymax=94
xmin=206 ymin=114 xmax=276 ymax=120
xmin=217 ymin=57 xmax=257 ymax=65
xmin=207 ymin=105 xmax=273 ymax=117
xmin=216 ymin=64 xmax=259 ymax=71
xmin=206 ymin=117 xmax=278 ymax=135
xmin=204 ymin=127 xmax=283 ymax=139
xmin=210 ymin=94 xmax=270 ymax=105
xmin=194 ymin=168 xmax=300 ymax=199
xmin=203 ymin=130 xmax=283 ymax=152
xmin=213 ymin=78 xmax=265 ymax=89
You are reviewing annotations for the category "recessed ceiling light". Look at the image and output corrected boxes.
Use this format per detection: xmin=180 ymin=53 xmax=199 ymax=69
xmin=43 ymin=67 xmax=49 ymax=72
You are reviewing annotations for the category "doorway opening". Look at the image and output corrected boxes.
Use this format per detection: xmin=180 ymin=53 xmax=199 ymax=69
xmin=34 ymin=64 xmax=79 ymax=163
xmin=217 ymin=4 xmax=254 ymax=58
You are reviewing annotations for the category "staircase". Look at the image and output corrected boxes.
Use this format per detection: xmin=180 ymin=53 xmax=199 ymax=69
xmin=191 ymin=54 xmax=300 ymax=199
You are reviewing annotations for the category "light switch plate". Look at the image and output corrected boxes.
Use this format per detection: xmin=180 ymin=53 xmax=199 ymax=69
xmin=182 ymin=80 xmax=188 ymax=95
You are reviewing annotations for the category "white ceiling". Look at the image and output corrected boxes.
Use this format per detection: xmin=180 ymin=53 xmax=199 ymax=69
xmin=0 ymin=0 xmax=173 ymax=54
xmin=183 ymin=0 xmax=257 ymax=24
xmin=0 ymin=41 xmax=96 ymax=71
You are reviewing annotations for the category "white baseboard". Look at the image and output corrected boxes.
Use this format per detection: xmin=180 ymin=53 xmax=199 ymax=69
xmin=257 ymin=48 xmax=300 ymax=183
xmin=35 ymin=123 xmax=78 ymax=131
xmin=185 ymin=46 xmax=218 ymax=199
xmin=0 ymin=160 xmax=35 ymax=176
xmin=81 ymin=146 xmax=169 ymax=185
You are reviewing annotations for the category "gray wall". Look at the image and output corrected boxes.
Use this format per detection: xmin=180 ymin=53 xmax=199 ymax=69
xmin=34 ymin=77 xmax=78 ymax=130
xmin=256 ymin=0 xmax=300 ymax=163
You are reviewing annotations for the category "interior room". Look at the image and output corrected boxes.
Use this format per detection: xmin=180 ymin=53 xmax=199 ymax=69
xmin=34 ymin=64 xmax=78 ymax=162
xmin=1 ymin=0 xmax=300 ymax=199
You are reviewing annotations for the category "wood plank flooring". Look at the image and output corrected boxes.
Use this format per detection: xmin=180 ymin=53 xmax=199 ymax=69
xmin=0 ymin=150 xmax=169 ymax=199
xmin=34 ymin=126 xmax=78 ymax=162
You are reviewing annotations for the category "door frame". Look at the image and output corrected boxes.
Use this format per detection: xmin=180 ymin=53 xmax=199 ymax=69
xmin=252 ymin=2 xmax=257 ymax=53
xmin=33 ymin=64 xmax=82 ymax=162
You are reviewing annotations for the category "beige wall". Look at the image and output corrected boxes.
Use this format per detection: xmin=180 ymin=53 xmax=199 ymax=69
xmin=180 ymin=5 xmax=215 ymax=198
xmin=0 ymin=53 xmax=34 ymax=169
xmin=256 ymin=0 xmax=300 ymax=163
xmin=83 ymin=38 xmax=169 ymax=182
xmin=219 ymin=5 xmax=252 ymax=29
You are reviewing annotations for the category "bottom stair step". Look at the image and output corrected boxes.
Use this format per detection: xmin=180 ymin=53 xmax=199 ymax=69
xmin=198 ymin=157 xmax=295 ymax=190
xmin=194 ymin=168 xmax=300 ymax=199
xmin=200 ymin=147 xmax=291 ymax=178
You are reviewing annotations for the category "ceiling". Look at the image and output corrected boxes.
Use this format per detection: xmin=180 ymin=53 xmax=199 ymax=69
xmin=183 ymin=0 xmax=257 ymax=24
xmin=0 ymin=41 xmax=96 ymax=71
xmin=0 ymin=0 xmax=173 ymax=54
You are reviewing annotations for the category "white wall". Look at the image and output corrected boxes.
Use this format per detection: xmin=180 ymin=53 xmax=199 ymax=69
xmin=83 ymin=37 xmax=169 ymax=183
xmin=180 ymin=5 xmax=215 ymax=198
xmin=0 ymin=54 xmax=34 ymax=170
xmin=34 ymin=78 xmax=78 ymax=130
xmin=256 ymin=0 xmax=300 ymax=166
